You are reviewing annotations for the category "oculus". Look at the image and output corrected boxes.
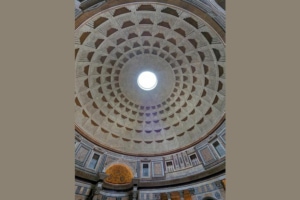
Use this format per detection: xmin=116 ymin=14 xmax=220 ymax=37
xmin=137 ymin=71 xmax=157 ymax=91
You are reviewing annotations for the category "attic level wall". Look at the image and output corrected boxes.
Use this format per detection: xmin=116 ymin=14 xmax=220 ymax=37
xmin=75 ymin=121 xmax=225 ymax=185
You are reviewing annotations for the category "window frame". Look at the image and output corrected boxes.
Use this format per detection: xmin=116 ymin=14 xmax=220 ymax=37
xmin=140 ymin=162 xmax=151 ymax=178
xmin=86 ymin=152 xmax=101 ymax=170
xmin=211 ymin=139 xmax=226 ymax=158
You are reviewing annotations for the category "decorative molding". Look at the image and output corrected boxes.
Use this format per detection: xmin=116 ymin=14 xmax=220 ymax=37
xmin=75 ymin=168 xmax=99 ymax=181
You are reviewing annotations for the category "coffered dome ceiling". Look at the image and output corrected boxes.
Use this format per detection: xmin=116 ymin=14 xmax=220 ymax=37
xmin=75 ymin=2 xmax=226 ymax=156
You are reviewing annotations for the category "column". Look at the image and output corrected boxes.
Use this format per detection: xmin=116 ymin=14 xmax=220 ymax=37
xmin=132 ymin=185 xmax=138 ymax=200
xmin=188 ymin=188 xmax=195 ymax=200
xmin=92 ymin=181 xmax=103 ymax=200
xmin=166 ymin=192 xmax=171 ymax=200
xmin=179 ymin=191 xmax=184 ymax=200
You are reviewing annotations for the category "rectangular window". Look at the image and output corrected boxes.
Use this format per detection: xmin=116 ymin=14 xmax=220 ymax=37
xmin=189 ymin=154 xmax=199 ymax=166
xmin=166 ymin=161 xmax=174 ymax=172
xmin=142 ymin=163 xmax=149 ymax=177
xmin=88 ymin=154 xmax=100 ymax=169
xmin=213 ymin=141 xmax=225 ymax=157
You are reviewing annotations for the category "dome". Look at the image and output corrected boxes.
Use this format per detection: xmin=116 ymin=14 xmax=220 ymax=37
xmin=75 ymin=1 xmax=226 ymax=156
xmin=75 ymin=1 xmax=226 ymax=199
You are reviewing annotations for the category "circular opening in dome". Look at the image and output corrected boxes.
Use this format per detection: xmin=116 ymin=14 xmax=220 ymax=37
xmin=137 ymin=71 xmax=157 ymax=91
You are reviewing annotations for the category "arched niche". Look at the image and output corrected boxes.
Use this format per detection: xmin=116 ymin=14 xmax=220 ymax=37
xmin=104 ymin=164 xmax=134 ymax=185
